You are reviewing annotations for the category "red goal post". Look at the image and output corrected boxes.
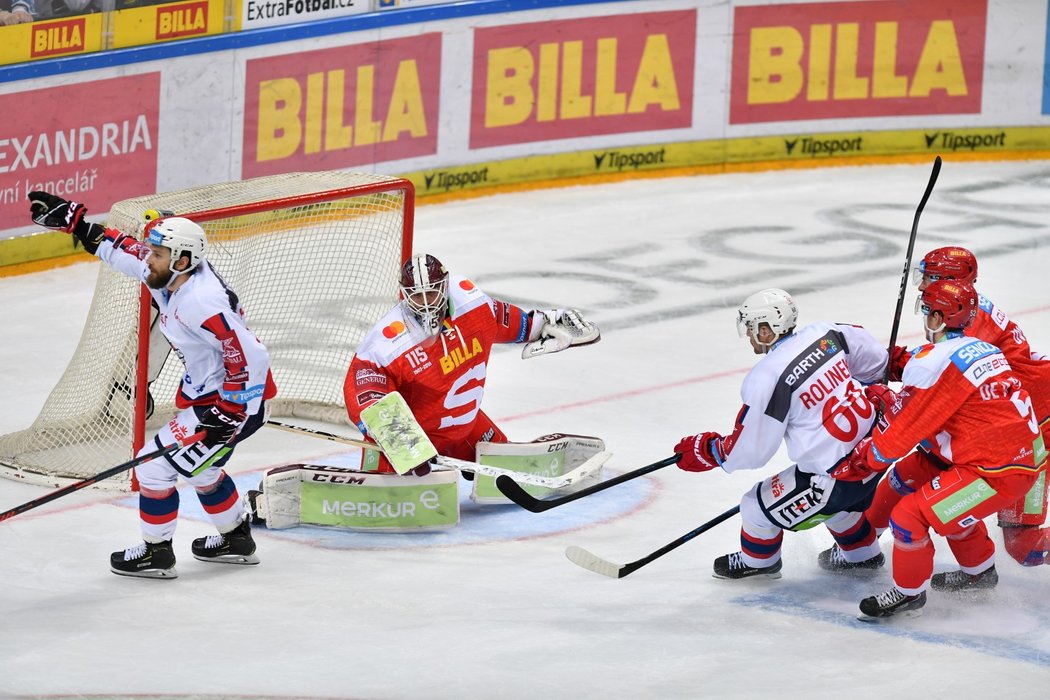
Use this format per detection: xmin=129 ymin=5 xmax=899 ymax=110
xmin=0 ymin=171 xmax=414 ymax=487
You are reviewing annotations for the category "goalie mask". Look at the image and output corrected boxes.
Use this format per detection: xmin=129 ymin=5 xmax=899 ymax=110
xmin=400 ymin=253 xmax=449 ymax=335
xmin=912 ymin=246 xmax=978 ymax=288
xmin=146 ymin=217 xmax=208 ymax=275
xmin=917 ymin=279 xmax=977 ymax=339
xmin=736 ymin=288 xmax=798 ymax=343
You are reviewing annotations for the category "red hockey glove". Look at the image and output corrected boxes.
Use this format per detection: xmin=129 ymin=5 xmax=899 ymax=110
xmin=831 ymin=437 xmax=892 ymax=482
xmin=887 ymin=345 xmax=911 ymax=382
xmin=674 ymin=432 xmax=724 ymax=472
xmin=864 ymin=384 xmax=899 ymax=414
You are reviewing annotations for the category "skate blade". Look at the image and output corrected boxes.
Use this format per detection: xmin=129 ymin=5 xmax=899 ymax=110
xmin=712 ymin=570 xmax=783 ymax=581
xmin=193 ymin=552 xmax=260 ymax=565
xmin=110 ymin=566 xmax=178 ymax=580
xmin=856 ymin=607 xmax=924 ymax=623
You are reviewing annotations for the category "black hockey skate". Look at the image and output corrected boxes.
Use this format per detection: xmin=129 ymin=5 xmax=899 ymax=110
xmin=817 ymin=545 xmax=885 ymax=574
xmin=110 ymin=540 xmax=177 ymax=579
xmin=191 ymin=519 xmax=259 ymax=565
xmin=712 ymin=552 xmax=783 ymax=580
xmin=858 ymin=588 xmax=926 ymax=621
xmin=931 ymin=565 xmax=998 ymax=593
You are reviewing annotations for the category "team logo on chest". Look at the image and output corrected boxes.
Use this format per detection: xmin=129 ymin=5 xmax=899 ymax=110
xmin=440 ymin=337 xmax=484 ymax=374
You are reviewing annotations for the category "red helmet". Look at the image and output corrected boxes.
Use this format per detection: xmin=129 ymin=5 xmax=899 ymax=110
xmin=915 ymin=247 xmax=978 ymax=285
xmin=399 ymin=253 xmax=449 ymax=334
xmin=919 ymin=279 xmax=978 ymax=329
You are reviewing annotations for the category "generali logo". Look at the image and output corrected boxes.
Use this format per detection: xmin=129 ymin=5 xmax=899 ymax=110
xmin=31 ymin=18 xmax=86 ymax=58
xmin=157 ymin=1 xmax=209 ymax=40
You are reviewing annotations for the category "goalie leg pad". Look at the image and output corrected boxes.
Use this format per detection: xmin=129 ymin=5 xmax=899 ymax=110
xmin=249 ymin=464 xmax=459 ymax=532
xmin=471 ymin=434 xmax=606 ymax=504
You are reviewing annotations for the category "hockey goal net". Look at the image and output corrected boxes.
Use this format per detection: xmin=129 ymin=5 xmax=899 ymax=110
xmin=0 ymin=171 xmax=413 ymax=487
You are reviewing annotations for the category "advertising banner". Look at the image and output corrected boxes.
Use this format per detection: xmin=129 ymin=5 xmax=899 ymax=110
xmin=109 ymin=0 xmax=228 ymax=49
xmin=241 ymin=0 xmax=369 ymax=31
xmin=242 ymin=34 xmax=442 ymax=177
xmin=0 ymin=74 xmax=160 ymax=233
xmin=0 ymin=13 xmax=104 ymax=65
xmin=730 ymin=0 xmax=987 ymax=124
xmin=470 ymin=10 xmax=696 ymax=149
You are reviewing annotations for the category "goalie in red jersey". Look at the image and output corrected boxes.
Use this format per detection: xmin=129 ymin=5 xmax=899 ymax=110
xmin=838 ymin=280 xmax=1046 ymax=619
xmin=872 ymin=247 xmax=1050 ymax=568
xmin=344 ymin=253 xmax=600 ymax=475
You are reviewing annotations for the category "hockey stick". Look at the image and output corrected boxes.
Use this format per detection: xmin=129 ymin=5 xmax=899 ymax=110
xmin=0 ymin=431 xmax=206 ymax=523
xmin=565 ymin=504 xmax=741 ymax=579
xmin=884 ymin=155 xmax=942 ymax=381
xmin=495 ymin=453 xmax=681 ymax=513
xmin=265 ymin=420 xmax=608 ymax=489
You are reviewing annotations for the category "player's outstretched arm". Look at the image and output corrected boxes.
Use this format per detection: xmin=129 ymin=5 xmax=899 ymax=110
xmin=28 ymin=191 xmax=105 ymax=254
xmin=522 ymin=308 xmax=600 ymax=359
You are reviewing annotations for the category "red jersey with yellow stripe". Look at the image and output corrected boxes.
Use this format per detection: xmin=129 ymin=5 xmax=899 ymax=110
xmin=345 ymin=275 xmax=534 ymax=442
xmin=873 ymin=336 xmax=1045 ymax=477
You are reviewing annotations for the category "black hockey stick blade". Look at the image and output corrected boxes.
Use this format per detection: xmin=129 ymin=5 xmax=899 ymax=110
xmin=495 ymin=454 xmax=681 ymax=513
xmin=884 ymin=155 xmax=942 ymax=380
xmin=565 ymin=505 xmax=741 ymax=579
xmin=0 ymin=431 xmax=206 ymax=523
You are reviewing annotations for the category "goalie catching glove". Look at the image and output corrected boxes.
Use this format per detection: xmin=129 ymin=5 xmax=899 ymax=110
xmin=28 ymin=191 xmax=105 ymax=254
xmin=522 ymin=309 xmax=600 ymax=359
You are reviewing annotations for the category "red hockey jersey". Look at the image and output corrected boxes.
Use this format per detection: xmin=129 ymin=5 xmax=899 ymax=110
xmin=971 ymin=294 xmax=1050 ymax=427
xmin=345 ymin=275 xmax=535 ymax=442
xmin=874 ymin=336 xmax=1045 ymax=477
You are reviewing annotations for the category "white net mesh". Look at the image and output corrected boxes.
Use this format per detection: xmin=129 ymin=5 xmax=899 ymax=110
xmin=0 ymin=171 xmax=410 ymax=487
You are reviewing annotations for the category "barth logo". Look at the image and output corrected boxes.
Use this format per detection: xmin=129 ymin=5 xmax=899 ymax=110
xmin=31 ymin=18 xmax=86 ymax=58
xmin=924 ymin=131 xmax=1005 ymax=151
xmin=594 ymin=148 xmax=667 ymax=171
xmin=784 ymin=136 xmax=862 ymax=157
xmin=423 ymin=168 xmax=489 ymax=192
xmin=157 ymin=1 xmax=209 ymax=40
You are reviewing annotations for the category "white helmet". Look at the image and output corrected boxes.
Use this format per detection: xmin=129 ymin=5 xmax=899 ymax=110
xmin=736 ymin=288 xmax=798 ymax=339
xmin=400 ymin=253 xmax=449 ymax=336
xmin=146 ymin=217 xmax=207 ymax=274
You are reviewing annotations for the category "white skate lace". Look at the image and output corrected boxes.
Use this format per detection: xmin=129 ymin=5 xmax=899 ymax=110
xmin=828 ymin=546 xmax=848 ymax=565
xmin=873 ymin=588 xmax=907 ymax=607
xmin=123 ymin=543 xmax=148 ymax=561
xmin=202 ymin=533 xmax=226 ymax=549
xmin=727 ymin=552 xmax=747 ymax=570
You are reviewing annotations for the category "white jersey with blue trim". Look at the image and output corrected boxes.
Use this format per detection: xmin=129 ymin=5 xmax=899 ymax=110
xmin=720 ymin=321 xmax=888 ymax=476
xmin=96 ymin=236 xmax=271 ymax=417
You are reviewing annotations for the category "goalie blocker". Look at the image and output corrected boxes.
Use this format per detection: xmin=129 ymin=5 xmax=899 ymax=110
xmin=247 ymin=433 xmax=607 ymax=531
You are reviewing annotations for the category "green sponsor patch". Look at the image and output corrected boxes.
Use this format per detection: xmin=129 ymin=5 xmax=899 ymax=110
xmin=932 ymin=478 xmax=998 ymax=524
xmin=1024 ymin=471 xmax=1047 ymax=516
xmin=300 ymin=479 xmax=458 ymax=531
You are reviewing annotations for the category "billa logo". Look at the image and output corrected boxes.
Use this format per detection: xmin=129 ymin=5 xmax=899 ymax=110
xmin=31 ymin=18 xmax=86 ymax=58
xmin=157 ymin=1 xmax=209 ymax=40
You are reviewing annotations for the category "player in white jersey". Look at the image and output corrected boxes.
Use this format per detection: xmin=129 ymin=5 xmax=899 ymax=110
xmin=29 ymin=191 xmax=276 ymax=579
xmin=673 ymin=288 xmax=888 ymax=579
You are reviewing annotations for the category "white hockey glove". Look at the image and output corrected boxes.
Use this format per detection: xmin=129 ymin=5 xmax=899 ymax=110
xmin=522 ymin=309 xmax=600 ymax=359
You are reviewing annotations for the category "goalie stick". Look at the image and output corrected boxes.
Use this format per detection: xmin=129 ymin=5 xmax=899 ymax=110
xmin=884 ymin=155 xmax=942 ymax=382
xmin=0 ymin=431 xmax=206 ymax=523
xmin=495 ymin=454 xmax=680 ymax=513
xmin=265 ymin=420 xmax=609 ymax=489
xmin=564 ymin=505 xmax=741 ymax=579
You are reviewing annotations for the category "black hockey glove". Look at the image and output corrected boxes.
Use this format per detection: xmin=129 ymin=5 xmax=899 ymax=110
xmin=195 ymin=405 xmax=247 ymax=447
xmin=28 ymin=191 xmax=105 ymax=254
xmin=29 ymin=191 xmax=85 ymax=232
